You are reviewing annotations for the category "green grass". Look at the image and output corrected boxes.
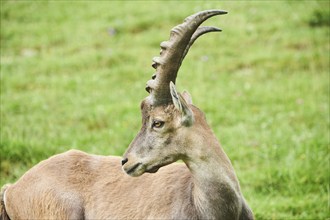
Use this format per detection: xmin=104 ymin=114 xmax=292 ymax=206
xmin=1 ymin=1 xmax=329 ymax=219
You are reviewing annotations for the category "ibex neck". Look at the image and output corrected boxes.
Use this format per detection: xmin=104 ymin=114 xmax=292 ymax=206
xmin=183 ymin=128 xmax=242 ymax=219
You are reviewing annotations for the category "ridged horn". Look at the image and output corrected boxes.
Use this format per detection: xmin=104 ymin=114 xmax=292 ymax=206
xmin=145 ymin=9 xmax=227 ymax=105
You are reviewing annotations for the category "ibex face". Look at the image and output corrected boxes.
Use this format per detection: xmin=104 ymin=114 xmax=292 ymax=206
xmin=123 ymin=85 xmax=195 ymax=177
xmin=122 ymin=10 xmax=227 ymax=177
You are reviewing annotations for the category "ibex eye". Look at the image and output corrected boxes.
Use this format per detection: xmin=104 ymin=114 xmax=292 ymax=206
xmin=152 ymin=120 xmax=165 ymax=129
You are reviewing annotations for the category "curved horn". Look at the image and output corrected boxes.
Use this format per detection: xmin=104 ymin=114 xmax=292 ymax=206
xmin=146 ymin=9 xmax=227 ymax=105
xmin=181 ymin=26 xmax=222 ymax=63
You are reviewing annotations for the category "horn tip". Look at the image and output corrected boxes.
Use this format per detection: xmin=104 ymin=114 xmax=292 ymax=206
xmin=211 ymin=9 xmax=228 ymax=15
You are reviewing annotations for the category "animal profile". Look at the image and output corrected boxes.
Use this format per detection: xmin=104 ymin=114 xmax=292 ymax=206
xmin=1 ymin=10 xmax=253 ymax=220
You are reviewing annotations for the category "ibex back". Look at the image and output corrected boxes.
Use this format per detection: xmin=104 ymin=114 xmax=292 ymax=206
xmin=1 ymin=10 xmax=253 ymax=220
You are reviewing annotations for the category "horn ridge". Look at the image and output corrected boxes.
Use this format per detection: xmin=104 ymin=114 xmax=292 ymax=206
xmin=146 ymin=9 xmax=227 ymax=105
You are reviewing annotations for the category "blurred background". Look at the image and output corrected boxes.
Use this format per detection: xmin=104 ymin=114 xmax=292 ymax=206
xmin=1 ymin=1 xmax=329 ymax=219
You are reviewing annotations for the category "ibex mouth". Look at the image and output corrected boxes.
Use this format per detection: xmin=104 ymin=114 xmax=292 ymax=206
xmin=146 ymin=159 xmax=174 ymax=174
xmin=124 ymin=162 xmax=160 ymax=176
xmin=146 ymin=166 xmax=161 ymax=174
xmin=125 ymin=162 xmax=143 ymax=176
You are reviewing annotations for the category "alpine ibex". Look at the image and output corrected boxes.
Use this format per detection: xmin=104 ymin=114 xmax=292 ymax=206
xmin=0 ymin=10 xmax=253 ymax=220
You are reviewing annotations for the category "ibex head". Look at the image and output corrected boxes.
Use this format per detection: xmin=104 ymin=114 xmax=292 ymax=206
xmin=122 ymin=10 xmax=227 ymax=177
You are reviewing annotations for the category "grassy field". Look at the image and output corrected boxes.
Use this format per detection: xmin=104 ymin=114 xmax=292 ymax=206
xmin=1 ymin=1 xmax=329 ymax=219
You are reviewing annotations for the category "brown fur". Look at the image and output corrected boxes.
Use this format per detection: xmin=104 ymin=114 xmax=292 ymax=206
xmin=3 ymin=150 xmax=203 ymax=219
xmin=2 ymin=103 xmax=253 ymax=219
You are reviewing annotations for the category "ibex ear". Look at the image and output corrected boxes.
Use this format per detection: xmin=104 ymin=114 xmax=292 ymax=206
xmin=181 ymin=91 xmax=193 ymax=105
xmin=170 ymin=82 xmax=194 ymax=126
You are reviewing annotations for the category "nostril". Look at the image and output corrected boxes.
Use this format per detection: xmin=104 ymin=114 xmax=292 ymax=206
xmin=121 ymin=158 xmax=128 ymax=166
